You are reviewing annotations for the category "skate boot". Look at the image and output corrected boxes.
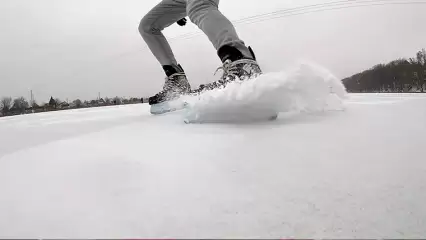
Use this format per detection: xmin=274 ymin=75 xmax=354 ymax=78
xmin=195 ymin=45 xmax=262 ymax=92
xmin=149 ymin=64 xmax=191 ymax=114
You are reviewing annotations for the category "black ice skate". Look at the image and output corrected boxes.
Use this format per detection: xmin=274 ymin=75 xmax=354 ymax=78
xmin=149 ymin=64 xmax=191 ymax=114
xmin=194 ymin=45 xmax=262 ymax=93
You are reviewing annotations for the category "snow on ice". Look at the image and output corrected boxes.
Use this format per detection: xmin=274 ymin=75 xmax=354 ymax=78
xmin=1 ymin=63 xmax=426 ymax=238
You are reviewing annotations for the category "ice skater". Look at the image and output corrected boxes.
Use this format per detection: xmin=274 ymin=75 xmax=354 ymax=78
xmin=139 ymin=0 xmax=262 ymax=108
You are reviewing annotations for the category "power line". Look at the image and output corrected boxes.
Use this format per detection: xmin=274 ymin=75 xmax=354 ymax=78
xmin=237 ymin=1 xmax=426 ymax=25
xmin=103 ymin=0 xmax=426 ymax=55
xmin=64 ymin=0 xmax=426 ymax=79
xmin=171 ymin=0 xmax=365 ymax=40
xmin=171 ymin=0 xmax=426 ymax=41
xmin=233 ymin=0 xmax=396 ymax=24
xmin=170 ymin=1 xmax=369 ymax=41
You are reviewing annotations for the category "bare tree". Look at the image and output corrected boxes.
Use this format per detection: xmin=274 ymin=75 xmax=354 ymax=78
xmin=1 ymin=97 xmax=13 ymax=115
xmin=417 ymin=48 xmax=426 ymax=66
xmin=130 ymin=97 xmax=140 ymax=103
xmin=12 ymin=97 xmax=29 ymax=114
xmin=30 ymin=99 xmax=39 ymax=109
xmin=104 ymin=97 xmax=111 ymax=105
xmin=343 ymin=48 xmax=426 ymax=93
xmin=422 ymin=48 xmax=426 ymax=65
xmin=73 ymin=99 xmax=82 ymax=108
xmin=113 ymin=96 xmax=122 ymax=105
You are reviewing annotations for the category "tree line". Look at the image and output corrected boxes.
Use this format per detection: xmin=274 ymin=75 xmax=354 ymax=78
xmin=342 ymin=48 xmax=426 ymax=93
xmin=4 ymin=48 xmax=424 ymax=117
xmin=0 ymin=95 xmax=142 ymax=117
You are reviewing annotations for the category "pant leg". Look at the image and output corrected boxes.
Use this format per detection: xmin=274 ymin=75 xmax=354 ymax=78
xmin=139 ymin=0 xmax=187 ymax=66
xmin=186 ymin=0 xmax=253 ymax=60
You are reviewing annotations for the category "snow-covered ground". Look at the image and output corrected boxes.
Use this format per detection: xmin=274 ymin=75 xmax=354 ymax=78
xmin=1 ymin=92 xmax=426 ymax=238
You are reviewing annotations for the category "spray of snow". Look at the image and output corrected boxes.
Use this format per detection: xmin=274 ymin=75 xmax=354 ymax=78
xmin=183 ymin=61 xmax=348 ymax=123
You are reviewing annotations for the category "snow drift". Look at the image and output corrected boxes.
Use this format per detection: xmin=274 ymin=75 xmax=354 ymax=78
xmin=183 ymin=61 xmax=348 ymax=123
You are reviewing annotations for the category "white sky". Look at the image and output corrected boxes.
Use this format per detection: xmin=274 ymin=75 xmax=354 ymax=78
xmin=1 ymin=0 xmax=426 ymax=102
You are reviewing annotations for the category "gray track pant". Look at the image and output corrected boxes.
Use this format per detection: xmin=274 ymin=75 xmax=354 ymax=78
xmin=138 ymin=0 xmax=252 ymax=67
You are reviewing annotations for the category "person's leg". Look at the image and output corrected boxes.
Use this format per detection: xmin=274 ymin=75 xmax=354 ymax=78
xmin=139 ymin=0 xmax=187 ymax=72
xmin=140 ymin=0 xmax=192 ymax=107
xmin=186 ymin=0 xmax=261 ymax=90
xmin=186 ymin=0 xmax=254 ymax=62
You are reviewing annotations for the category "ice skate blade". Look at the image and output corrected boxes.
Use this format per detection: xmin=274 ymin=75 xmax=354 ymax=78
xmin=184 ymin=113 xmax=279 ymax=124
xmin=150 ymin=100 xmax=186 ymax=115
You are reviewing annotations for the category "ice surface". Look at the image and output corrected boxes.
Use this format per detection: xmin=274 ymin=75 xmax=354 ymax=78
xmin=183 ymin=62 xmax=348 ymax=123
xmin=1 ymin=92 xmax=426 ymax=238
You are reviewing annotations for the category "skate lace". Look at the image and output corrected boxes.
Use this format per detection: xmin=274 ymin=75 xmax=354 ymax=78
xmin=159 ymin=73 xmax=186 ymax=94
xmin=214 ymin=59 xmax=255 ymax=81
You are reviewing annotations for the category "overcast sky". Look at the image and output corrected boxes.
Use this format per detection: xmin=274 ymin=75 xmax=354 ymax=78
xmin=1 ymin=0 xmax=426 ymax=102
